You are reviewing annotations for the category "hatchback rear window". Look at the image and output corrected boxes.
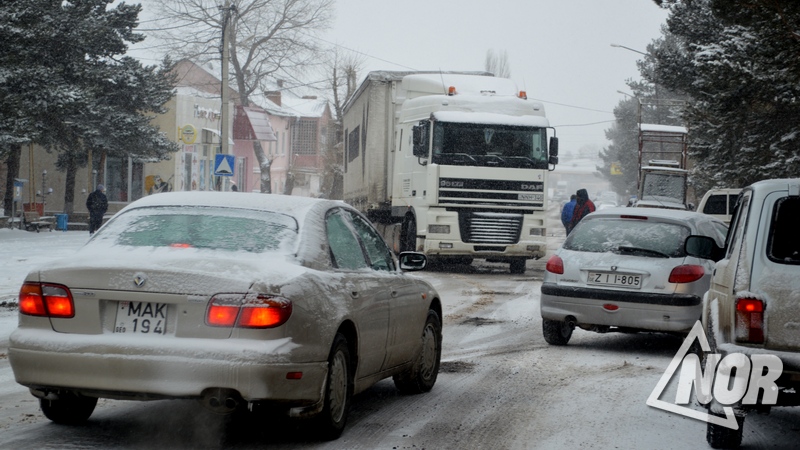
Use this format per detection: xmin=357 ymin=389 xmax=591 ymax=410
xmin=564 ymin=217 xmax=690 ymax=258
xmin=94 ymin=206 xmax=298 ymax=253
xmin=767 ymin=197 xmax=800 ymax=264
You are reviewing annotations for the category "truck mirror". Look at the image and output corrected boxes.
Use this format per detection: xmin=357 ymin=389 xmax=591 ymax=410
xmin=412 ymin=125 xmax=428 ymax=157
xmin=549 ymin=136 xmax=559 ymax=156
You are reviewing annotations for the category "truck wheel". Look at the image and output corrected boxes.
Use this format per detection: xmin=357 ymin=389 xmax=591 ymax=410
xmin=393 ymin=310 xmax=442 ymax=394
xmin=40 ymin=392 xmax=98 ymax=424
xmin=706 ymin=409 xmax=745 ymax=448
xmin=542 ymin=318 xmax=573 ymax=345
xmin=509 ymin=259 xmax=526 ymax=274
xmin=401 ymin=217 xmax=417 ymax=253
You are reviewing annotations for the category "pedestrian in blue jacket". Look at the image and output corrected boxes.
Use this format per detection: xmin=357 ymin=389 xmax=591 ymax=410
xmin=561 ymin=194 xmax=577 ymax=234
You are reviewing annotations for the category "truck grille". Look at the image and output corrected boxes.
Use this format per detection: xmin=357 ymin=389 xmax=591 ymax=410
xmin=459 ymin=211 xmax=523 ymax=244
xmin=438 ymin=178 xmax=544 ymax=209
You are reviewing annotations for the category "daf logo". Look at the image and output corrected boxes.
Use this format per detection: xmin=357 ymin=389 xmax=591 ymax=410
xmin=520 ymin=184 xmax=539 ymax=191
xmin=133 ymin=273 xmax=148 ymax=287
xmin=440 ymin=180 xmax=464 ymax=188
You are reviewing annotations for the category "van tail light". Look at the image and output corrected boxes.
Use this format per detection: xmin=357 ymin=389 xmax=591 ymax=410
xmin=545 ymin=255 xmax=564 ymax=274
xmin=19 ymin=282 xmax=75 ymax=318
xmin=735 ymin=298 xmax=764 ymax=344
xmin=668 ymin=265 xmax=705 ymax=283
xmin=206 ymin=294 xmax=292 ymax=329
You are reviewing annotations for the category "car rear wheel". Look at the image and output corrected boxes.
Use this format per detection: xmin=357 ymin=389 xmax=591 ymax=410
xmin=542 ymin=318 xmax=573 ymax=345
xmin=706 ymin=409 xmax=745 ymax=448
xmin=314 ymin=333 xmax=353 ymax=440
xmin=394 ymin=310 xmax=442 ymax=394
xmin=40 ymin=392 xmax=98 ymax=424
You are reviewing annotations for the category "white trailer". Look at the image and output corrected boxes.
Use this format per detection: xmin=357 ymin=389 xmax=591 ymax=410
xmin=342 ymin=71 xmax=558 ymax=273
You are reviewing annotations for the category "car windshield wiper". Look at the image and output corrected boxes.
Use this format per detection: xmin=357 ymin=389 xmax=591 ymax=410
xmin=615 ymin=245 xmax=670 ymax=258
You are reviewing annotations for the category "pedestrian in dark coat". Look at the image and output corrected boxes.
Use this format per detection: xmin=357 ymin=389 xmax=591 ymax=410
xmin=569 ymin=188 xmax=596 ymax=234
xmin=86 ymin=184 xmax=108 ymax=235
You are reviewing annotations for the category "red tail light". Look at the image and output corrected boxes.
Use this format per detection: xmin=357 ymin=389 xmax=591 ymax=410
xmin=19 ymin=282 xmax=75 ymax=318
xmin=206 ymin=294 xmax=292 ymax=329
xmin=545 ymin=255 xmax=564 ymax=274
xmin=668 ymin=265 xmax=705 ymax=283
xmin=735 ymin=298 xmax=764 ymax=344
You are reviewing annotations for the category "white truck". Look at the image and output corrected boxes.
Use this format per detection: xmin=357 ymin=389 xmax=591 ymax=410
xmin=635 ymin=123 xmax=690 ymax=210
xmin=341 ymin=71 xmax=558 ymax=274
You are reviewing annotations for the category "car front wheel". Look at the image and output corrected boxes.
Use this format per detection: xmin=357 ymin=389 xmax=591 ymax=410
xmin=314 ymin=333 xmax=353 ymax=440
xmin=394 ymin=310 xmax=442 ymax=394
xmin=542 ymin=318 xmax=573 ymax=345
xmin=40 ymin=392 xmax=98 ymax=424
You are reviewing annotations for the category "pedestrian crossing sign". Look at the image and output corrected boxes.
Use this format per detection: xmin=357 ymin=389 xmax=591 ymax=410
xmin=214 ymin=154 xmax=235 ymax=176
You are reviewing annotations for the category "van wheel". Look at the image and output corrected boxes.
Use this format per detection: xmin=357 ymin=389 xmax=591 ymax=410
xmin=706 ymin=409 xmax=745 ymax=448
xmin=40 ymin=392 xmax=98 ymax=424
xmin=542 ymin=318 xmax=573 ymax=345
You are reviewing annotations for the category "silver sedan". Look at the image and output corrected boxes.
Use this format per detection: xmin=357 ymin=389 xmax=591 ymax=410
xmin=540 ymin=207 xmax=727 ymax=345
xmin=9 ymin=192 xmax=442 ymax=440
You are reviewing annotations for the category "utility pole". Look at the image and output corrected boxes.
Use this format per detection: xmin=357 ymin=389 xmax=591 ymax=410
xmin=219 ymin=1 xmax=234 ymax=182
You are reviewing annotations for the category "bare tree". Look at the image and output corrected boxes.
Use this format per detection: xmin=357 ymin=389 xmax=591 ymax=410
xmin=151 ymin=0 xmax=333 ymax=192
xmin=484 ymin=49 xmax=511 ymax=78
xmin=318 ymin=49 xmax=364 ymax=199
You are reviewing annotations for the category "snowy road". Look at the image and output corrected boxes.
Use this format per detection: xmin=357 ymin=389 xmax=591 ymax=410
xmin=0 ymin=223 xmax=798 ymax=448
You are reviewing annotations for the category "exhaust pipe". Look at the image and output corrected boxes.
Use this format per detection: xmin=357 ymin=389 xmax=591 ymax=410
xmin=200 ymin=388 xmax=242 ymax=415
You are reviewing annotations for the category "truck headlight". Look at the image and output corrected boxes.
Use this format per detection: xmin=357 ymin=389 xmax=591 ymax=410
xmin=429 ymin=225 xmax=450 ymax=234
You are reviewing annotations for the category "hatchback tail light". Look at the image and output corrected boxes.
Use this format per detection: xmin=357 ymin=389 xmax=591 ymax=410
xmin=735 ymin=297 xmax=764 ymax=344
xmin=206 ymin=293 xmax=292 ymax=329
xmin=19 ymin=282 xmax=75 ymax=318
xmin=545 ymin=255 xmax=564 ymax=274
xmin=668 ymin=265 xmax=705 ymax=283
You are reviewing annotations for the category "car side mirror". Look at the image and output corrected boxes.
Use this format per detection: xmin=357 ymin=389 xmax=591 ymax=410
xmin=548 ymin=136 xmax=559 ymax=166
xmin=685 ymin=235 xmax=724 ymax=262
xmin=398 ymin=252 xmax=427 ymax=271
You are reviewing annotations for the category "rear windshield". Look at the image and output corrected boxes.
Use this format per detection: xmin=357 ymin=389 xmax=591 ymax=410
xmin=92 ymin=206 xmax=298 ymax=253
xmin=702 ymin=195 xmax=728 ymax=214
xmin=564 ymin=217 xmax=691 ymax=257
xmin=768 ymin=197 xmax=800 ymax=264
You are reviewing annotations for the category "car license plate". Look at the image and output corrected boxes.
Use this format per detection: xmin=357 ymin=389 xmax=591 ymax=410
xmin=587 ymin=272 xmax=642 ymax=289
xmin=115 ymin=301 xmax=167 ymax=334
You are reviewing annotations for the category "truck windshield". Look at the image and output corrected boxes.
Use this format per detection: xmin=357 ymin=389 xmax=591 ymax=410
xmin=431 ymin=122 xmax=548 ymax=169
xmin=641 ymin=172 xmax=686 ymax=203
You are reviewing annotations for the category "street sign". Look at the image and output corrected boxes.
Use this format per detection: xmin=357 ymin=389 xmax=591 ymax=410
xmin=214 ymin=154 xmax=235 ymax=177
xmin=610 ymin=162 xmax=622 ymax=176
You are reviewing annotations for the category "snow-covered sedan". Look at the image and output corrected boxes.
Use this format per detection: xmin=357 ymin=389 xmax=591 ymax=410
xmin=9 ymin=192 xmax=442 ymax=440
xmin=540 ymin=207 xmax=727 ymax=345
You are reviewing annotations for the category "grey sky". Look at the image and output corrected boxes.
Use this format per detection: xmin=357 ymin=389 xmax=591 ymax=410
xmin=323 ymin=0 xmax=669 ymax=154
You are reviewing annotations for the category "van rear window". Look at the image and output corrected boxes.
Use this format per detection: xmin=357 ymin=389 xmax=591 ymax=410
xmin=768 ymin=197 xmax=800 ymax=264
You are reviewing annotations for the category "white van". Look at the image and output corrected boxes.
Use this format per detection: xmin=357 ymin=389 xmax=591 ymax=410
xmin=697 ymin=188 xmax=741 ymax=224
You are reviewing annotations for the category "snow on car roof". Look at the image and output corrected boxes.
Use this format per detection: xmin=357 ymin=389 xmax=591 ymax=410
xmin=586 ymin=206 xmax=725 ymax=226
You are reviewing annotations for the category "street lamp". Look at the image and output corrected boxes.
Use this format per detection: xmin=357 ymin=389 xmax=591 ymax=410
xmin=610 ymin=43 xmax=647 ymax=56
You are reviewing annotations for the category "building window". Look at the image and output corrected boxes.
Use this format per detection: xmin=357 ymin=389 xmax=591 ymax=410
xmin=293 ymin=119 xmax=317 ymax=155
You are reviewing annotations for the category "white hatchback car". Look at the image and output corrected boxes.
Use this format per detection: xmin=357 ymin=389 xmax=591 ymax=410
xmin=9 ymin=192 xmax=442 ymax=440
xmin=540 ymin=207 xmax=727 ymax=345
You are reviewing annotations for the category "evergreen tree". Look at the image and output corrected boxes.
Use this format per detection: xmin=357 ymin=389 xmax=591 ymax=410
xmin=0 ymin=0 xmax=178 ymax=213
